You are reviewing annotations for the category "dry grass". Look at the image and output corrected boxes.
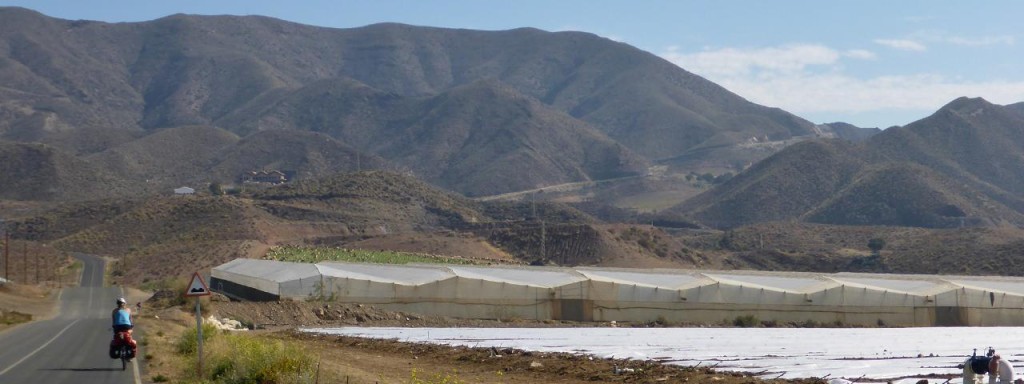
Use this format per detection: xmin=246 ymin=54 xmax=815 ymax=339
xmin=614 ymin=189 xmax=698 ymax=213
xmin=0 ymin=310 xmax=31 ymax=326
xmin=0 ymin=282 xmax=58 ymax=332
xmin=136 ymin=308 xmax=191 ymax=382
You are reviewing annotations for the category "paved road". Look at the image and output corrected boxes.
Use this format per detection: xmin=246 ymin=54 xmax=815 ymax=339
xmin=0 ymin=254 xmax=141 ymax=383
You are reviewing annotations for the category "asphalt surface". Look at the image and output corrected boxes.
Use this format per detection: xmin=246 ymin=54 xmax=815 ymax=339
xmin=0 ymin=254 xmax=141 ymax=384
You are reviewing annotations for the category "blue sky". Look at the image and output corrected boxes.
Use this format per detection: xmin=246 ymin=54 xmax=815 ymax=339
xmin=3 ymin=1 xmax=1023 ymax=128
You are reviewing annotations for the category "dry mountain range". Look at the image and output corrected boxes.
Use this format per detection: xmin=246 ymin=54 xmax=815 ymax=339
xmin=0 ymin=7 xmax=869 ymax=201
xmin=3 ymin=7 xmax=1024 ymax=280
xmin=674 ymin=97 xmax=1024 ymax=229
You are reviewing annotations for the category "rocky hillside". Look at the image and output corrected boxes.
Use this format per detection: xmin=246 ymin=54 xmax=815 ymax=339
xmin=0 ymin=141 xmax=138 ymax=201
xmin=4 ymin=7 xmax=1024 ymax=281
xmin=671 ymin=98 xmax=1024 ymax=229
xmin=0 ymin=7 xmax=818 ymax=198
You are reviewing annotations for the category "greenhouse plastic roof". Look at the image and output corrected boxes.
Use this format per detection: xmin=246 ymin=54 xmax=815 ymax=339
xmin=446 ymin=265 xmax=586 ymax=287
xmin=576 ymin=268 xmax=712 ymax=289
xmin=214 ymin=259 xmax=319 ymax=283
xmin=701 ymin=272 xmax=837 ymax=293
xmin=212 ymin=259 xmax=1024 ymax=296
xmin=317 ymin=262 xmax=454 ymax=285
xmin=830 ymin=275 xmax=956 ymax=295
xmin=943 ymin=278 xmax=1024 ymax=295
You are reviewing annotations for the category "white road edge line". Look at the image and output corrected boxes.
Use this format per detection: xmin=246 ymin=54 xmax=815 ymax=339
xmin=0 ymin=319 xmax=81 ymax=377
xmin=132 ymin=356 xmax=141 ymax=384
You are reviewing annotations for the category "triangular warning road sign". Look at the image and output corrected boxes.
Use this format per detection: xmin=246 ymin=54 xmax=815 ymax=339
xmin=185 ymin=272 xmax=211 ymax=297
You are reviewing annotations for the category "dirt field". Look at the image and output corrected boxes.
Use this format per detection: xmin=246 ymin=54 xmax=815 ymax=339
xmin=137 ymin=297 xmax=827 ymax=384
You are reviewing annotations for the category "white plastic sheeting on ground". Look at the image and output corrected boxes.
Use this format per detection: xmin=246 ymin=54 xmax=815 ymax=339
xmin=305 ymin=326 xmax=1023 ymax=384
xmin=212 ymin=258 xmax=1024 ymax=326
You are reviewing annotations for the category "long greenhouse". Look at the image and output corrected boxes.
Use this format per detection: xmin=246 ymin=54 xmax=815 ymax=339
xmin=210 ymin=258 xmax=1024 ymax=326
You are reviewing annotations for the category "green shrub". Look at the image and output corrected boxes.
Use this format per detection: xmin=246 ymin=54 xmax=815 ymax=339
xmin=151 ymin=374 xmax=169 ymax=382
xmin=799 ymin=319 xmax=821 ymax=327
xmin=732 ymin=314 xmax=760 ymax=327
xmin=238 ymin=319 xmax=255 ymax=330
xmin=175 ymin=323 xmax=219 ymax=355
xmin=199 ymin=333 xmax=316 ymax=384
xmin=652 ymin=315 xmax=675 ymax=326
xmin=0 ymin=311 xmax=31 ymax=325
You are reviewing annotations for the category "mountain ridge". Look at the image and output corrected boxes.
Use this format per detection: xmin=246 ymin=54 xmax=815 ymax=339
xmin=672 ymin=97 xmax=1024 ymax=229
xmin=2 ymin=7 xmax=1020 ymax=235
xmin=0 ymin=7 xmax=821 ymax=198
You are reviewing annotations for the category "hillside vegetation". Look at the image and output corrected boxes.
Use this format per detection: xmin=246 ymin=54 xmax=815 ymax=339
xmin=0 ymin=7 xmax=831 ymax=200
xmin=673 ymin=98 xmax=1024 ymax=229
xmin=3 ymin=170 xmax=1023 ymax=285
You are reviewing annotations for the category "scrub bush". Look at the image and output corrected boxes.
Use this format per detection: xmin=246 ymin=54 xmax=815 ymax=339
xmin=175 ymin=323 xmax=219 ymax=354
xmin=732 ymin=314 xmax=760 ymax=327
xmin=176 ymin=327 xmax=315 ymax=384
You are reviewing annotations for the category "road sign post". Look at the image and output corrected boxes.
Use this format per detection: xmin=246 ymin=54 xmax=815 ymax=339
xmin=185 ymin=272 xmax=211 ymax=378
xmin=0 ymin=220 xmax=5 ymax=282
xmin=3 ymin=232 xmax=7 ymax=282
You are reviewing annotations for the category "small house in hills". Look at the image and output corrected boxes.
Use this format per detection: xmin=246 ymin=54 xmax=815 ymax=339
xmin=173 ymin=186 xmax=195 ymax=195
xmin=240 ymin=170 xmax=288 ymax=185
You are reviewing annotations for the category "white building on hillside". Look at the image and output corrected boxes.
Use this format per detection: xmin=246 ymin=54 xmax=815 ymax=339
xmin=174 ymin=186 xmax=195 ymax=195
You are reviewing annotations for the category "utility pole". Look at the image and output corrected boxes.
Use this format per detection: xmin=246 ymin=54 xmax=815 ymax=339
xmin=0 ymin=220 xmax=4 ymax=281
xmin=2 ymin=232 xmax=7 ymax=281
xmin=531 ymin=198 xmax=536 ymax=219
xmin=540 ymin=219 xmax=546 ymax=264
xmin=532 ymin=195 xmax=546 ymax=264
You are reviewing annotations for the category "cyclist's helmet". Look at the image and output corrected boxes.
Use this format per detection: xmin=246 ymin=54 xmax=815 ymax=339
xmin=117 ymin=297 xmax=127 ymax=305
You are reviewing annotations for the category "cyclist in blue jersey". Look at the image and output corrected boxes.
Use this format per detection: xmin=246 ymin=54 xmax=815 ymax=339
xmin=110 ymin=297 xmax=137 ymax=360
xmin=112 ymin=297 xmax=133 ymax=332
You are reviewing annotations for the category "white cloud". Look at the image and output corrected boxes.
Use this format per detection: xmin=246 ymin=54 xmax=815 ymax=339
xmin=873 ymin=39 xmax=927 ymax=51
xmin=714 ymin=72 xmax=1024 ymax=113
xmin=945 ymin=35 xmax=1015 ymax=47
xmin=660 ymin=44 xmax=1024 ymax=126
xmin=843 ymin=49 xmax=876 ymax=60
xmin=662 ymin=44 xmax=840 ymax=78
xmin=907 ymin=29 xmax=1017 ymax=47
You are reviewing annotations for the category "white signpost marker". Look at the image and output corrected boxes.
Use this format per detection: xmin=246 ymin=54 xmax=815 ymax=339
xmin=184 ymin=272 xmax=211 ymax=378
